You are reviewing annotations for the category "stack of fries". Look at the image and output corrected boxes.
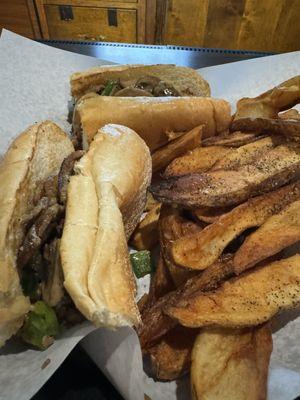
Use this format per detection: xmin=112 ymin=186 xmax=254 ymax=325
xmin=130 ymin=76 xmax=300 ymax=399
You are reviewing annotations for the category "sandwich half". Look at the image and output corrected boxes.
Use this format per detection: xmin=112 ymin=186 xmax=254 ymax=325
xmin=70 ymin=64 xmax=211 ymax=100
xmin=0 ymin=121 xmax=151 ymax=348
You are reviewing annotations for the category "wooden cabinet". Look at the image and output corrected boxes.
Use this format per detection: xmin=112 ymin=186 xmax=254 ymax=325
xmin=43 ymin=5 xmax=137 ymax=42
xmin=35 ymin=0 xmax=146 ymax=43
xmin=0 ymin=0 xmax=40 ymax=38
xmin=1 ymin=0 xmax=299 ymax=52
xmin=154 ymin=0 xmax=300 ymax=52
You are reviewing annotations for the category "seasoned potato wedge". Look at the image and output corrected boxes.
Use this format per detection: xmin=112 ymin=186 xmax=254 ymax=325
xmin=164 ymin=146 xmax=231 ymax=178
xmin=159 ymin=205 xmax=202 ymax=285
xmin=152 ymin=126 xmax=202 ymax=173
xmin=171 ymin=182 xmax=300 ymax=270
xmin=211 ymin=136 xmax=280 ymax=171
xmin=148 ymin=326 xmax=199 ymax=381
xmin=234 ymin=199 xmax=300 ymax=273
xmin=202 ymin=131 xmax=266 ymax=148
xmin=130 ymin=204 xmax=161 ymax=250
xmin=191 ymin=325 xmax=272 ymax=400
xmin=165 ymin=254 xmax=300 ymax=328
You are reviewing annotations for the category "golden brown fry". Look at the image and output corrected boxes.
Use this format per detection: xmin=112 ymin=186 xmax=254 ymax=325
xmin=234 ymin=76 xmax=300 ymax=121
xmin=231 ymin=76 xmax=300 ymax=138
xmin=231 ymin=117 xmax=300 ymax=141
xmin=130 ymin=204 xmax=161 ymax=250
xmin=234 ymin=199 xmax=300 ymax=273
xmin=171 ymin=182 xmax=300 ymax=270
xmin=193 ymin=206 xmax=232 ymax=224
xmin=164 ymin=146 xmax=231 ymax=178
xmin=148 ymin=326 xmax=199 ymax=381
xmin=165 ymin=254 xmax=300 ymax=328
xmin=279 ymin=109 xmax=300 ymax=121
xmin=191 ymin=325 xmax=272 ymax=400
xmin=165 ymin=130 xmax=186 ymax=141
xmin=202 ymin=131 xmax=266 ymax=148
xmin=138 ymin=256 xmax=234 ymax=351
xmin=211 ymin=136 xmax=280 ymax=171
xmin=151 ymin=126 xmax=203 ymax=173
xmin=138 ymin=293 xmax=150 ymax=314
xmin=151 ymin=144 xmax=300 ymax=208
xmin=145 ymin=191 xmax=160 ymax=212
xmin=138 ymin=254 xmax=175 ymax=315
xmin=159 ymin=205 xmax=202 ymax=286
xmin=148 ymin=254 xmax=175 ymax=306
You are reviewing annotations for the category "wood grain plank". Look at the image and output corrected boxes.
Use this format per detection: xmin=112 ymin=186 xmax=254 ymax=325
xmin=26 ymin=0 xmax=42 ymax=38
xmin=237 ymin=0 xmax=300 ymax=52
xmin=42 ymin=0 xmax=138 ymax=7
xmin=203 ymin=0 xmax=246 ymax=49
xmin=238 ymin=0 xmax=282 ymax=51
xmin=270 ymin=0 xmax=300 ymax=52
xmin=163 ymin=0 xmax=209 ymax=46
xmin=145 ymin=0 xmax=156 ymax=43
xmin=0 ymin=0 xmax=35 ymax=37
xmin=137 ymin=0 xmax=146 ymax=43
xmin=35 ymin=0 xmax=50 ymax=38
xmin=44 ymin=5 xmax=137 ymax=42
xmin=155 ymin=0 xmax=167 ymax=44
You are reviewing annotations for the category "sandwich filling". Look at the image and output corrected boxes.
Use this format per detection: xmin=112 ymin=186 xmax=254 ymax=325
xmin=97 ymin=75 xmax=181 ymax=97
xmin=17 ymin=151 xmax=85 ymax=346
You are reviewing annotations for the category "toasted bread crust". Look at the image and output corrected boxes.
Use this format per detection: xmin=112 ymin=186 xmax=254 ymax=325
xmin=61 ymin=124 xmax=151 ymax=328
xmin=0 ymin=121 xmax=74 ymax=347
xmin=74 ymin=96 xmax=231 ymax=151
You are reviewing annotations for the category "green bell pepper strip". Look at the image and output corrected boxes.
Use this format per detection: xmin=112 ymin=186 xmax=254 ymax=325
xmin=130 ymin=250 xmax=153 ymax=278
xmin=20 ymin=301 xmax=60 ymax=350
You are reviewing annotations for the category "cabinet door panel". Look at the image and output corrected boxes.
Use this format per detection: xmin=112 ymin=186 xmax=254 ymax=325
xmin=45 ymin=5 xmax=137 ymax=42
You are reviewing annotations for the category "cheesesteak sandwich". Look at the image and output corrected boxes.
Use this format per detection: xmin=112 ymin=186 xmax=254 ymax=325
xmin=70 ymin=64 xmax=211 ymax=100
xmin=73 ymin=96 xmax=231 ymax=152
xmin=0 ymin=121 xmax=151 ymax=349
xmin=71 ymin=64 xmax=231 ymax=151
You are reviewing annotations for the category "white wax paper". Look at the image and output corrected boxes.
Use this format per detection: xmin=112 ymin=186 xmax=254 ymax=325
xmin=0 ymin=28 xmax=300 ymax=400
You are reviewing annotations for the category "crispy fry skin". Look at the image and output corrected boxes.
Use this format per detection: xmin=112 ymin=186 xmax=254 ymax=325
xmin=191 ymin=325 xmax=272 ymax=400
xmin=137 ymin=256 xmax=234 ymax=350
xmin=231 ymin=76 xmax=300 ymax=139
xmin=234 ymin=199 xmax=300 ymax=273
xmin=231 ymin=117 xmax=300 ymax=141
xmin=151 ymin=126 xmax=202 ymax=174
xmin=145 ymin=192 xmax=160 ymax=212
xmin=171 ymin=182 xmax=300 ymax=269
xmin=211 ymin=136 xmax=280 ymax=171
xmin=159 ymin=205 xmax=202 ymax=286
xmin=233 ymin=76 xmax=300 ymax=121
xmin=279 ymin=109 xmax=300 ymax=121
xmin=193 ymin=206 xmax=232 ymax=224
xmin=148 ymin=254 xmax=175 ymax=307
xmin=151 ymin=145 xmax=300 ymax=208
xmin=202 ymin=131 xmax=266 ymax=148
xmin=138 ymin=254 xmax=175 ymax=315
xmin=138 ymin=295 xmax=177 ymax=351
xmin=148 ymin=326 xmax=199 ymax=381
xmin=165 ymin=254 xmax=300 ymax=328
xmin=164 ymin=146 xmax=231 ymax=178
xmin=130 ymin=204 xmax=161 ymax=250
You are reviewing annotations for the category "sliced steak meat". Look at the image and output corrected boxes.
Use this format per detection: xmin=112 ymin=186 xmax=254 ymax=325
xmin=43 ymin=175 xmax=59 ymax=203
xmin=18 ymin=203 xmax=64 ymax=269
xmin=58 ymin=150 xmax=85 ymax=204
